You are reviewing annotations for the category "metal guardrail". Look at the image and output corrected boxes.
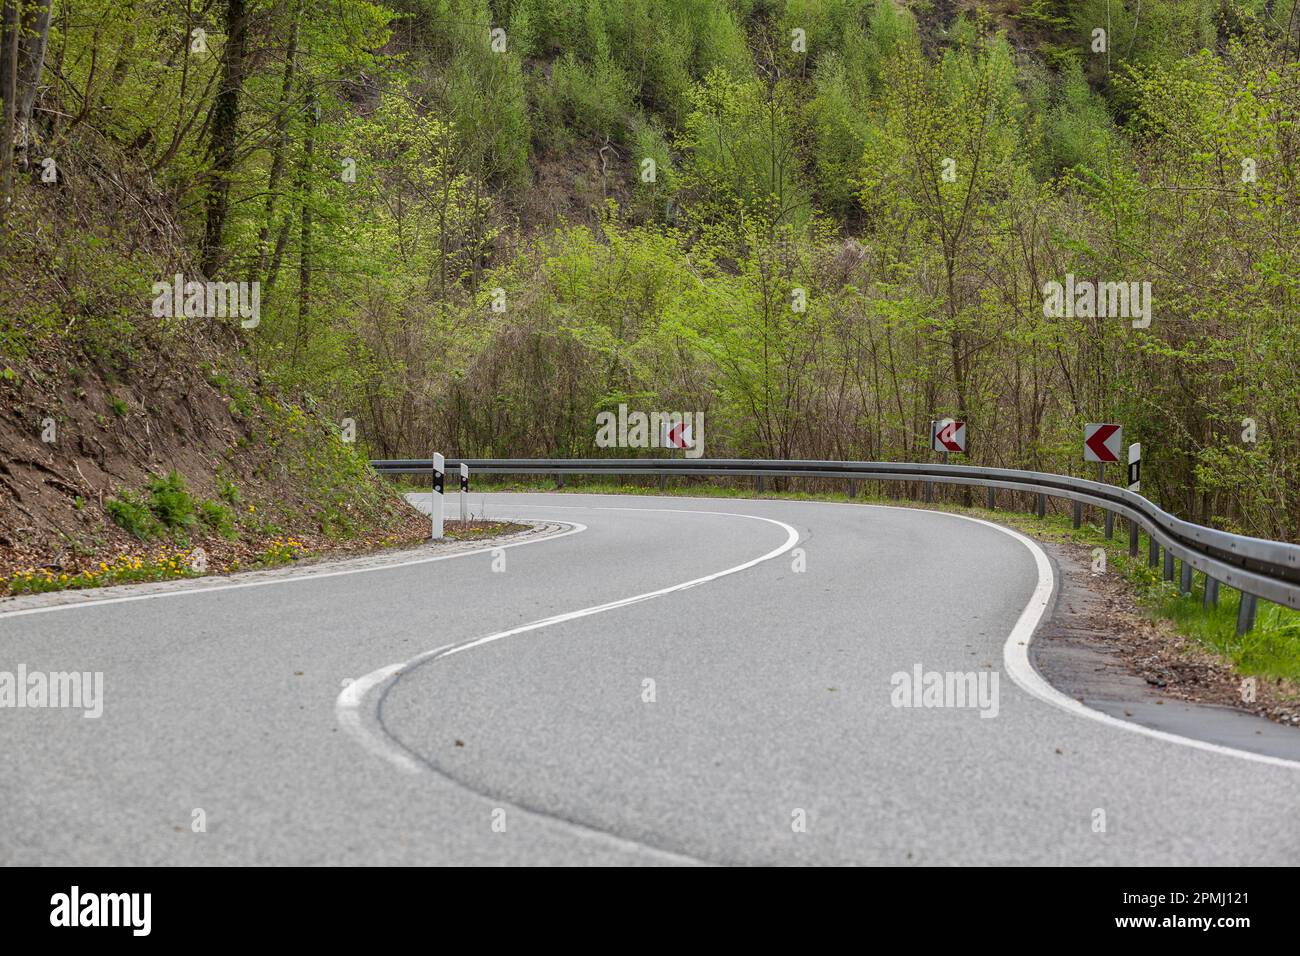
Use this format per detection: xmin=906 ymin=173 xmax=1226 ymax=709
xmin=371 ymin=457 xmax=1300 ymax=631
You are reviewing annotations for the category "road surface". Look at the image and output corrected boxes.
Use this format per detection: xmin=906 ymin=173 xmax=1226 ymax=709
xmin=2 ymin=493 xmax=1297 ymax=865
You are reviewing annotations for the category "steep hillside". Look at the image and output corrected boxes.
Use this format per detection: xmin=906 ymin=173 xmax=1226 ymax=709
xmin=0 ymin=128 xmax=426 ymax=591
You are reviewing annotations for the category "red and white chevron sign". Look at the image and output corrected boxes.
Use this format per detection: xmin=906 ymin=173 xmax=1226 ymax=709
xmin=662 ymin=420 xmax=692 ymax=450
xmin=1084 ymin=423 xmax=1123 ymax=463
xmin=931 ymin=419 xmax=967 ymax=453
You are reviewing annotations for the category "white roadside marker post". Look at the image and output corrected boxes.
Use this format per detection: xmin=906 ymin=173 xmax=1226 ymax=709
xmin=459 ymin=463 xmax=469 ymax=523
xmin=1127 ymin=441 xmax=1142 ymax=557
xmin=431 ymin=452 xmax=445 ymax=540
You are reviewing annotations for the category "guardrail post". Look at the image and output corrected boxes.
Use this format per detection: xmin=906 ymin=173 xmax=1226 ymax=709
xmin=430 ymin=453 xmax=445 ymax=540
xmin=556 ymin=473 xmax=565 ymax=489
xmin=1148 ymin=537 xmax=1159 ymax=568
xmin=1104 ymin=511 xmax=1114 ymax=539
xmin=1072 ymin=501 xmax=1082 ymax=529
xmin=1179 ymin=560 xmax=1193 ymax=595
xmin=1236 ymin=592 xmax=1257 ymax=635
xmin=658 ymin=474 xmax=666 ymax=492
xmin=848 ymin=478 xmax=857 ymax=498
xmin=1163 ymin=550 xmax=1175 ymax=581
xmin=1036 ymin=493 xmax=1045 ymax=518
xmin=986 ymin=486 xmax=995 ymax=510
xmin=459 ymin=463 xmax=469 ymax=523
xmin=1128 ymin=520 xmax=1139 ymax=557
xmin=924 ymin=481 xmax=933 ymax=503
xmin=757 ymin=476 xmax=766 ymax=494
xmin=1203 ymin=576 xmax=1219 ymax=608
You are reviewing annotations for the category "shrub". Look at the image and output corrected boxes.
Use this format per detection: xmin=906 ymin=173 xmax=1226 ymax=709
xmin=629 ymin=119 xmax=675 ymax=219
xmin=216 ymin=475 xmax=242 ymax=506
xmin=106 ymin=491 xmax=161 ymax=540
xmin=549 ymin=54 xmax=635 ymax=142
xmin=146 ymin=472 xmax=197 ymax=531
xmin=199 ymin=500 xmax=237 ymax=539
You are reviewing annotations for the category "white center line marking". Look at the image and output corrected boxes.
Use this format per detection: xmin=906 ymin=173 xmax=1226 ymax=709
xmin=336 ymin=506 xmax=799 ymax=770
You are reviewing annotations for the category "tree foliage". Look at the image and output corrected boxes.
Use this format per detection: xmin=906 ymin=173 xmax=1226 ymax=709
xmin=4 ymin=0 xmax=1300 ymax=539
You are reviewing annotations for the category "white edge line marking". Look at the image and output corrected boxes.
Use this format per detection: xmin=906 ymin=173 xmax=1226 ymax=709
xmin=520 ymin=496 xmax=1300 ymax=775
xmin=335 ymin=507 xmax=800 ymax=778
xmin=514 ymin=496 xmax=1300 ymax=770
xmin=0 ymin=519 xmax=588 ymax=619
xmin=377 ymin=493 xmax=1300 ymax=771
xmin=926 ymin=510 xmax=1300 ymax=771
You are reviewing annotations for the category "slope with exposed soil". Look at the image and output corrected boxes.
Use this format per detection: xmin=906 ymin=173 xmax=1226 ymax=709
xmin=0 ymin=137 xmax=427 ymax=592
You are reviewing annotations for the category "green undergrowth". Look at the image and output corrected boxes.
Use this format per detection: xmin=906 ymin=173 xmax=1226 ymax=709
xmin=106 ymin=472 xmax=238 ymax=543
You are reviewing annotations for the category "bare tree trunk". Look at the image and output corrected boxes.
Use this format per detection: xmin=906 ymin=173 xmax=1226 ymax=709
xmin=0 ymin=0 xmax=21 ymax=222
xmin=201 ymin=0 xmax=249 ymax=276
xmin=13 ymin=0 xmax=50 ymax=171
xmin=292 ymin=81 xmax=316 ymax=371
xmin=250 ymin=1 xmax=300 ymax=284
xmin=265 ymin=217 xmax=291 ymax=293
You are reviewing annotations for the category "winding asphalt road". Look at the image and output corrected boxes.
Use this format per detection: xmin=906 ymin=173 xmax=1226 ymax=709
xmin=2 ymin=492 xmax=1297 ymax=865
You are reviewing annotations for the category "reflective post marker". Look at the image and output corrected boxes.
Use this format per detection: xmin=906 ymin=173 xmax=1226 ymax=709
xmin=459 ymin=463 xmax=469 ymax=523
xmin=1125 ymin=443 xmax=1141 ymax=549
xmin=431 ymin=452 xmax=445 ymax=540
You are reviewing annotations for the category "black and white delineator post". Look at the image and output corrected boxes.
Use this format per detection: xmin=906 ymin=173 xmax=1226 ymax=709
xmin=459 ymin=463 xmax=469 ymax=523
xmin=431 ymin=452 xmax=445 ymax=540
xmin=1127 ymin=442 xmax=1141 ymax=492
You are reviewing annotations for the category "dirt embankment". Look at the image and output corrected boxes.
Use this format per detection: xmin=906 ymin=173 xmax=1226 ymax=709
xmin=0 ymin=144 xmax=426 ymax=590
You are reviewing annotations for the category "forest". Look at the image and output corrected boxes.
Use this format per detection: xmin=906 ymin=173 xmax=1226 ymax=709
xmin=2 ymin=0 xmax=1299 ymax=541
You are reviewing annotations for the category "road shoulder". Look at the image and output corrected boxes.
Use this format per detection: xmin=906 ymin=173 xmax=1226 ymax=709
xmin=1031 ymin=539 xmax=1300 ymax=761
